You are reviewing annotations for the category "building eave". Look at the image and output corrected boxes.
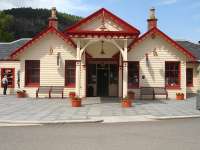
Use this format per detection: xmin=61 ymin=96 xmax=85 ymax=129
xmin=128 ymin=27 xmax=196 ymax=60
xmin=64 ymin=8 xmax=140 ymax=35
xmin=10 ymin=27 xmax=76 ymax=59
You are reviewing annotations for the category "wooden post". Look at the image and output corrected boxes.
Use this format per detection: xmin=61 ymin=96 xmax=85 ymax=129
xmin=122 ymin=40 xmax=128 ymax=98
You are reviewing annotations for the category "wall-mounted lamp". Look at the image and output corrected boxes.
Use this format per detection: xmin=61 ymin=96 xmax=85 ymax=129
xmin=153 ymin=48 xmax=158 ymax=56
xmin=17 ymin=70 xmax=20 ymax=88
xmin=100 ymin=40 xmax=106 ymax=55
xmin=49 ymin=47 xmax=53 ymax=55
xmin=57 ymin=52 xmax=61 ymax=66
xmin=145 ymin=53 xmax=149 ymax=61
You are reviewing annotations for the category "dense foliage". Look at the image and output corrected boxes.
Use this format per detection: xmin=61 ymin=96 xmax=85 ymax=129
xmin=0 ymin=8 xmax=81 ymax=42
xmin=0 ymin=12 xmax=14 ymax=42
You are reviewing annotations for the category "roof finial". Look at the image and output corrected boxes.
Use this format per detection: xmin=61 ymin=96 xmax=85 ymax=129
xmin=48 ymin=7 xmax=58 ymax=29
xmin=147 ymin=7 xmax=158 ymax=30
xmin=51 ymin=7 xmax=57 ymax=19
xmin=149 ymin=7 xmax=156 ymax=20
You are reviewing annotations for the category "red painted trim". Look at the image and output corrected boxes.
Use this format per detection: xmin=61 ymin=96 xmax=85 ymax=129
xmin=128 ymin=27 xmax=196 ymax=60
xmin=0 ymin=60 xmax=20 ymax=61
xmin=65 ymin=8 xmax=140 ymax=35
xmin=165 ymin=61 xmax=181 ymax=89
xmin=112 ymin=52 xmax=120 ymax=59
xmin=66 ymin=83 xmax=75 ymax=88
xmin=25 ymin=84 xmax=40 ymax=88
xmin=1 ymin=68 xmax=15 ymax=88
xmin=87 ymin=58 xmax=119 ymax=62
xmin=10 ymin=27 xmax=76 ymax=59
xmin=85 ymin=52 xmax=93 ymax=58
xmin=166 ymin=86 xmax=181 ymax=90
xmin=187 ymin=84 xmax=193 ymax=87
xmin=66 ymin=31 xmax=138 ymax=38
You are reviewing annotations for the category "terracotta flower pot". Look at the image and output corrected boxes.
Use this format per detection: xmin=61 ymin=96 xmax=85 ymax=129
xmin=176 ymin=94 xmax=184 ymax=100
xmin=17 ymin=92 xmax=26 ymax=98
xmin=71 ymin=99 xmax=82 ymax=107
xmin=121 ymin=99 xmax=132 ymax=108
xmin=69 ymin=92 xmax=76 ymax=98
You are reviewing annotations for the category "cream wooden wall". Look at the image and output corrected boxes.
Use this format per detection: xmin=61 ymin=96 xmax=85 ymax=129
xmin=86 ymin=41 xmax=119 ymax=58
xmin=79 ymin=17 xmax=123 ymax=31
xmin=2 ymin=32 xmax=198 ymax=99
xmin=128 ymin=34 xmax=187 ymax=99
xmin=16 ymin=33 xmax=77 ymax=97
xmin=0 ymin=61 xmax=20 ymax=95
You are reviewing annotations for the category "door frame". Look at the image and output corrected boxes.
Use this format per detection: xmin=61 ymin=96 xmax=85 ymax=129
xmin=86 ymin=58 xmax=119 ymax=97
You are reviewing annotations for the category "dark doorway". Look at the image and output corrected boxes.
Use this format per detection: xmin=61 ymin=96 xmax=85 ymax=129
xmin=86 ymin=60 xmax=119 ymax=97
xmin=97 ymin=68 xmax=109 ymax=97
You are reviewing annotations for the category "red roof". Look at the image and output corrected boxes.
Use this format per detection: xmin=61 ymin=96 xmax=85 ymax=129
xmin=10 ymin=27 xmax=76 ymax=59
xmin=128 ymin=27 xmax=196 ymax=60
xmin=65 ymin=8 xmax=140 ymax=38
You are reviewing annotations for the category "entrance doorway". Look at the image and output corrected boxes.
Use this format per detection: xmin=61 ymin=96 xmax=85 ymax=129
xmin=87 ymin=60 xmax=118 ymax=97
xmin=97 ymin=66 xmax=109 ymax=96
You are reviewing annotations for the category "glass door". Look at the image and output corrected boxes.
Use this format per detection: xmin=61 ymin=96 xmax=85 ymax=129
xmin=97 ymin=64 xmax=109 ymax=97
xmin=86 ymin=60 xmax=118 ymax=97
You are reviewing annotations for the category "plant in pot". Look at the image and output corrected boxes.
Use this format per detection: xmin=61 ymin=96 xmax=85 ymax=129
xmin=69 ymin=92 xmax=76 ymax=99
xmin=176 ymin=93 xmax=184 ymax=100
xmin=128 ymin=91 xmax=135 ymax=100
xmin=16 ymin=89 xmax=27 ymax=98
xmin=71 ymin=96 xmax=82 ymax=107
xmin=121 ymin=96 xmax=132 ymax=108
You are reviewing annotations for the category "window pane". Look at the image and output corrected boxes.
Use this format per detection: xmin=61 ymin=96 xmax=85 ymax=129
xmin=165 ymin=62 xmax=180 ymax=88
xmin=1 ymin=68 xmax=15 ymax=88
xmin=25 ymin=60 xmax=40 ymax=85
xmin=65 ymin=61 xmax=76 ymax=87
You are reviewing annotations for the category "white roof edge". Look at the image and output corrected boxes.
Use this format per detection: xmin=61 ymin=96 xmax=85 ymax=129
xmin=0 ymin=38 xmax=32 ymax=44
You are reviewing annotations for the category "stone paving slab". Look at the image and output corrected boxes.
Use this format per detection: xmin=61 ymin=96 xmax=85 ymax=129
xmin=0 ymin=96 xmax=199 ymax=123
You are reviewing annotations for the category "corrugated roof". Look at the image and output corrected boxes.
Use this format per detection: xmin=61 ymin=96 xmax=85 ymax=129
xmin=0 ymin=38 xmax=31 ymax=60
xmin=0 ymin=38 xmax=200 ymax=61
xmin=176 ymin=40 xmax=200 ymax=60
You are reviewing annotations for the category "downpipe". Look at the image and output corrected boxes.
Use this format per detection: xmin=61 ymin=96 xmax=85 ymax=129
xmin=197 ymin=90 xmax=200 ymax=110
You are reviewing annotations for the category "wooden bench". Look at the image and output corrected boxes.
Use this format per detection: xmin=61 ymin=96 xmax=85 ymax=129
xmin=140 ymin=87 xmax=154 ymax=100
xmin=36 ymin=86 xmax=51 ymax=98
xmin=154 ymin=87 xmax=168 ymax=100
xmin=50 ymin=86 xmax=64 ymax=99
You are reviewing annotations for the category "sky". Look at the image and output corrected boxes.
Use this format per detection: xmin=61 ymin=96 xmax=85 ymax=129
xmin=0 ymin=0 xmax=199 ymax=42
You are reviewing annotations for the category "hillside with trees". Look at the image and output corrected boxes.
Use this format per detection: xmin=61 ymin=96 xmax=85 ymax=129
xmin=0 ymin=8 xmax=82 ymax=42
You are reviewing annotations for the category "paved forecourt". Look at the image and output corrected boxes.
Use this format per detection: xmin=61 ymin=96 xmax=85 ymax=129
xmin=0 ymin=96 xmax=199 ymax=123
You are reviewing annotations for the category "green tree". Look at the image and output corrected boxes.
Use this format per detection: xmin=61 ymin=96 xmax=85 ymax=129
xmin=0 ymin=12 xmax=14 ymax=42
xmin=2 ymin=8 xmax=81 ymax=41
